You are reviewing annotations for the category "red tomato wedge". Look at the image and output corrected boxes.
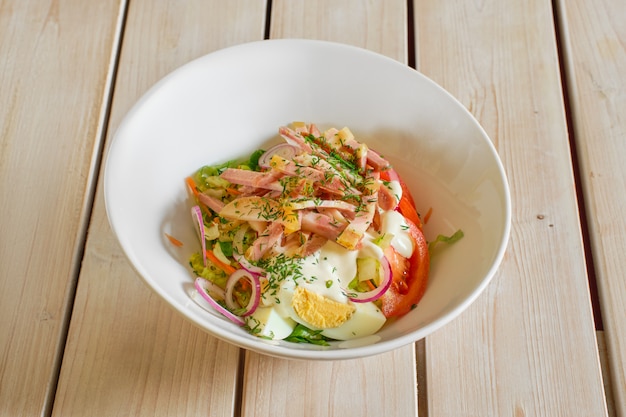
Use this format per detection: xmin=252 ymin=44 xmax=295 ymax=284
xmin=397 ymin=196 xmax=422 ymax=230
xmin=380 ymin=169 xmax=422 ymax=228
xmin=380 ymin=217 xmax=430 ymax=318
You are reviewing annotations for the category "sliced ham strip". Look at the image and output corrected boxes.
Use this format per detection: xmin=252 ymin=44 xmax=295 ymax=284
xmin=292 ymin=153 xmax=363 ymax=193
xmin=271 ymin=154 xmax=353 ymax=196
xmin=316 ymin=207 xmax=352 ymax=223
xmin=279 ymin=126 xmax=313 ymax=153
xmin=341 ymin=137 xmax=369 ymax=172
xmin=270 ymin=155 xmax=325 ymax=183
xmin=197 ymin=192 xmax=225 ymax=213
xmin=366 ymin=149 xmax=391 ymax=170
xmin=331 ymin=130 xmax=390 ymax=171
xmin=300 ymin=233 xmax=328 ymax=257
xmin=236 ymin=185 xmax=272 ymax=196
xmin=220 ymin=168 xmax=283 ymax=191
xmin=247 ymin=222 xmax=284 ymax=261
xmin=283 ymin=198 xmax=356 ymax=213
xmin=196 ymin=123 xmax=405 ymax=264
xmin=336 ymin=194 xmax=378 ymax=250
xmin=377 ymin=181 xmax=398 ymax=211
xmin=309 ymin=123 xmax=321 ymax=137
xmin=301 ymin=211 xmax=348 ymax=241
xmin=299 ymin=152 xmax=363 ymax=184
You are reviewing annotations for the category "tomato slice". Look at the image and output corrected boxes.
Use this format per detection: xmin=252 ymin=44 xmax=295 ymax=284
xmin=397 ymin=196 xmax=422 ymax=229
xmin=398 ymin=176 xmax=417 ymax=209
xmin=380 ymin=217 xmax=430 ymax=318
xmin=380 ymin=168 xmax=422 ymax=228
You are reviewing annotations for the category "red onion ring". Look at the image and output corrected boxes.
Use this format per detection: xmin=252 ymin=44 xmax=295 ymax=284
xmin=194 ymin=278 xmax=245 ymax=326
xmin=197 ymin=277 xmax=226 ymax=300
xmin=225 ymin=269 xmax=261 ymax=317
xmin=233 ymin=252 xmax=265 ymax=276
xmin=345 ymin=255 xmax=392 ymax=303
xmin=191 ymin=205 xmax=207 ymax=267
xmin=258 ymin=143 xmax=298 ymax=169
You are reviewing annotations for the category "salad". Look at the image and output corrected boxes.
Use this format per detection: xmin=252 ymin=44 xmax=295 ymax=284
xmin=183 ymin=122 xmax=447 ymax=344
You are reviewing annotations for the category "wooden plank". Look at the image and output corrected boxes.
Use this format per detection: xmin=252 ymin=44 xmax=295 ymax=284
xmin=51 ymin=1 xmax=267 ymax=416
xmin=240 ymin=2 xmax=418 ymax=417
xmin=0 ymin=1 xmax=124 ymax=415
xmin=243 ymin=348 xmax=416 ymax=416
xmin=413 ymin=1 xmax=609 ymax=415
xmin=269 ymin=0 xmax=407 ymax=62
xmin=598 ymin=332 xmax=617 ymax=417
xmin=556 ymin=0 xmax=626 ymax=414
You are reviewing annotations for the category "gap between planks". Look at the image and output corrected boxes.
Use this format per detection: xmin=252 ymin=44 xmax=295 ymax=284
xmin=550 ymin=0 xmax=603 ymax=331
xmin=43 ymin=1 xmax=131 ymax=416
xmin=597 ymin=331 xmax=617 ymax=417
xmin=551 ymin=1 xmax=614 ymax=414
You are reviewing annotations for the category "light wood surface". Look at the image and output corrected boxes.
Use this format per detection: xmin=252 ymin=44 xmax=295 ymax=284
xmin=240 ymin=3 xmax=417 ymax=417
xmin=269 ymin=0 xmax=407 ymax=62
xmin=1 ymin=0 xmax=622 ymax=416
xmin=51 ymin=1 xmax=266 ymax=416
xmin=0 ymin=1 xmax=124 ymax=415
xmin=556 ymin=0 xmax=626 ymax=414
xmin=414 ymin=1 xmax=608 ymax=415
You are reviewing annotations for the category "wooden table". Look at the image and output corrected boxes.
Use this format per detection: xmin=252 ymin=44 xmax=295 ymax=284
xmin=1 ymin=1 xmax=624 ymax=415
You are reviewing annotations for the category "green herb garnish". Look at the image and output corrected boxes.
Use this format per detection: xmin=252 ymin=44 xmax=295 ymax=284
xmin=284 ymin=324 xmax=332 ymax=346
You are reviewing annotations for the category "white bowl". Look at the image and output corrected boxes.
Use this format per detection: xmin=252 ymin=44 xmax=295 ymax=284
xmin=104 ymin=39 xmax=511 ymax=360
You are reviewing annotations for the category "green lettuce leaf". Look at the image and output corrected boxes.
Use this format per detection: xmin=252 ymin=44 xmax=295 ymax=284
xmin=428 ymin=229 xmax=464 ymax=253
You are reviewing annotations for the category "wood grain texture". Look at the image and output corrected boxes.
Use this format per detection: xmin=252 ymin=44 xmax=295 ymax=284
xmin=414 ymin=1 xmax=608 ymax=415
xmin=52 ymin=215 xmax=242 ymax=416
xmin=3 ymin=1 xmax=615 ymax=415
xmin=240 ymin=2 xmax=418 ymax=416
xmin=0 ymin=1 xmax=124 ymax=415
xmin=556 ymin=0 xmax=626 ymax=414
xmin=269 ymin=0 xmax=407 ymax=63
xmin=597 ymin=332 xmax=617 ymax=417
xmin=243 ymin=348 xmax=417 ymax=417
xmin=51 ymin=1 xmax=267 ymax=416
